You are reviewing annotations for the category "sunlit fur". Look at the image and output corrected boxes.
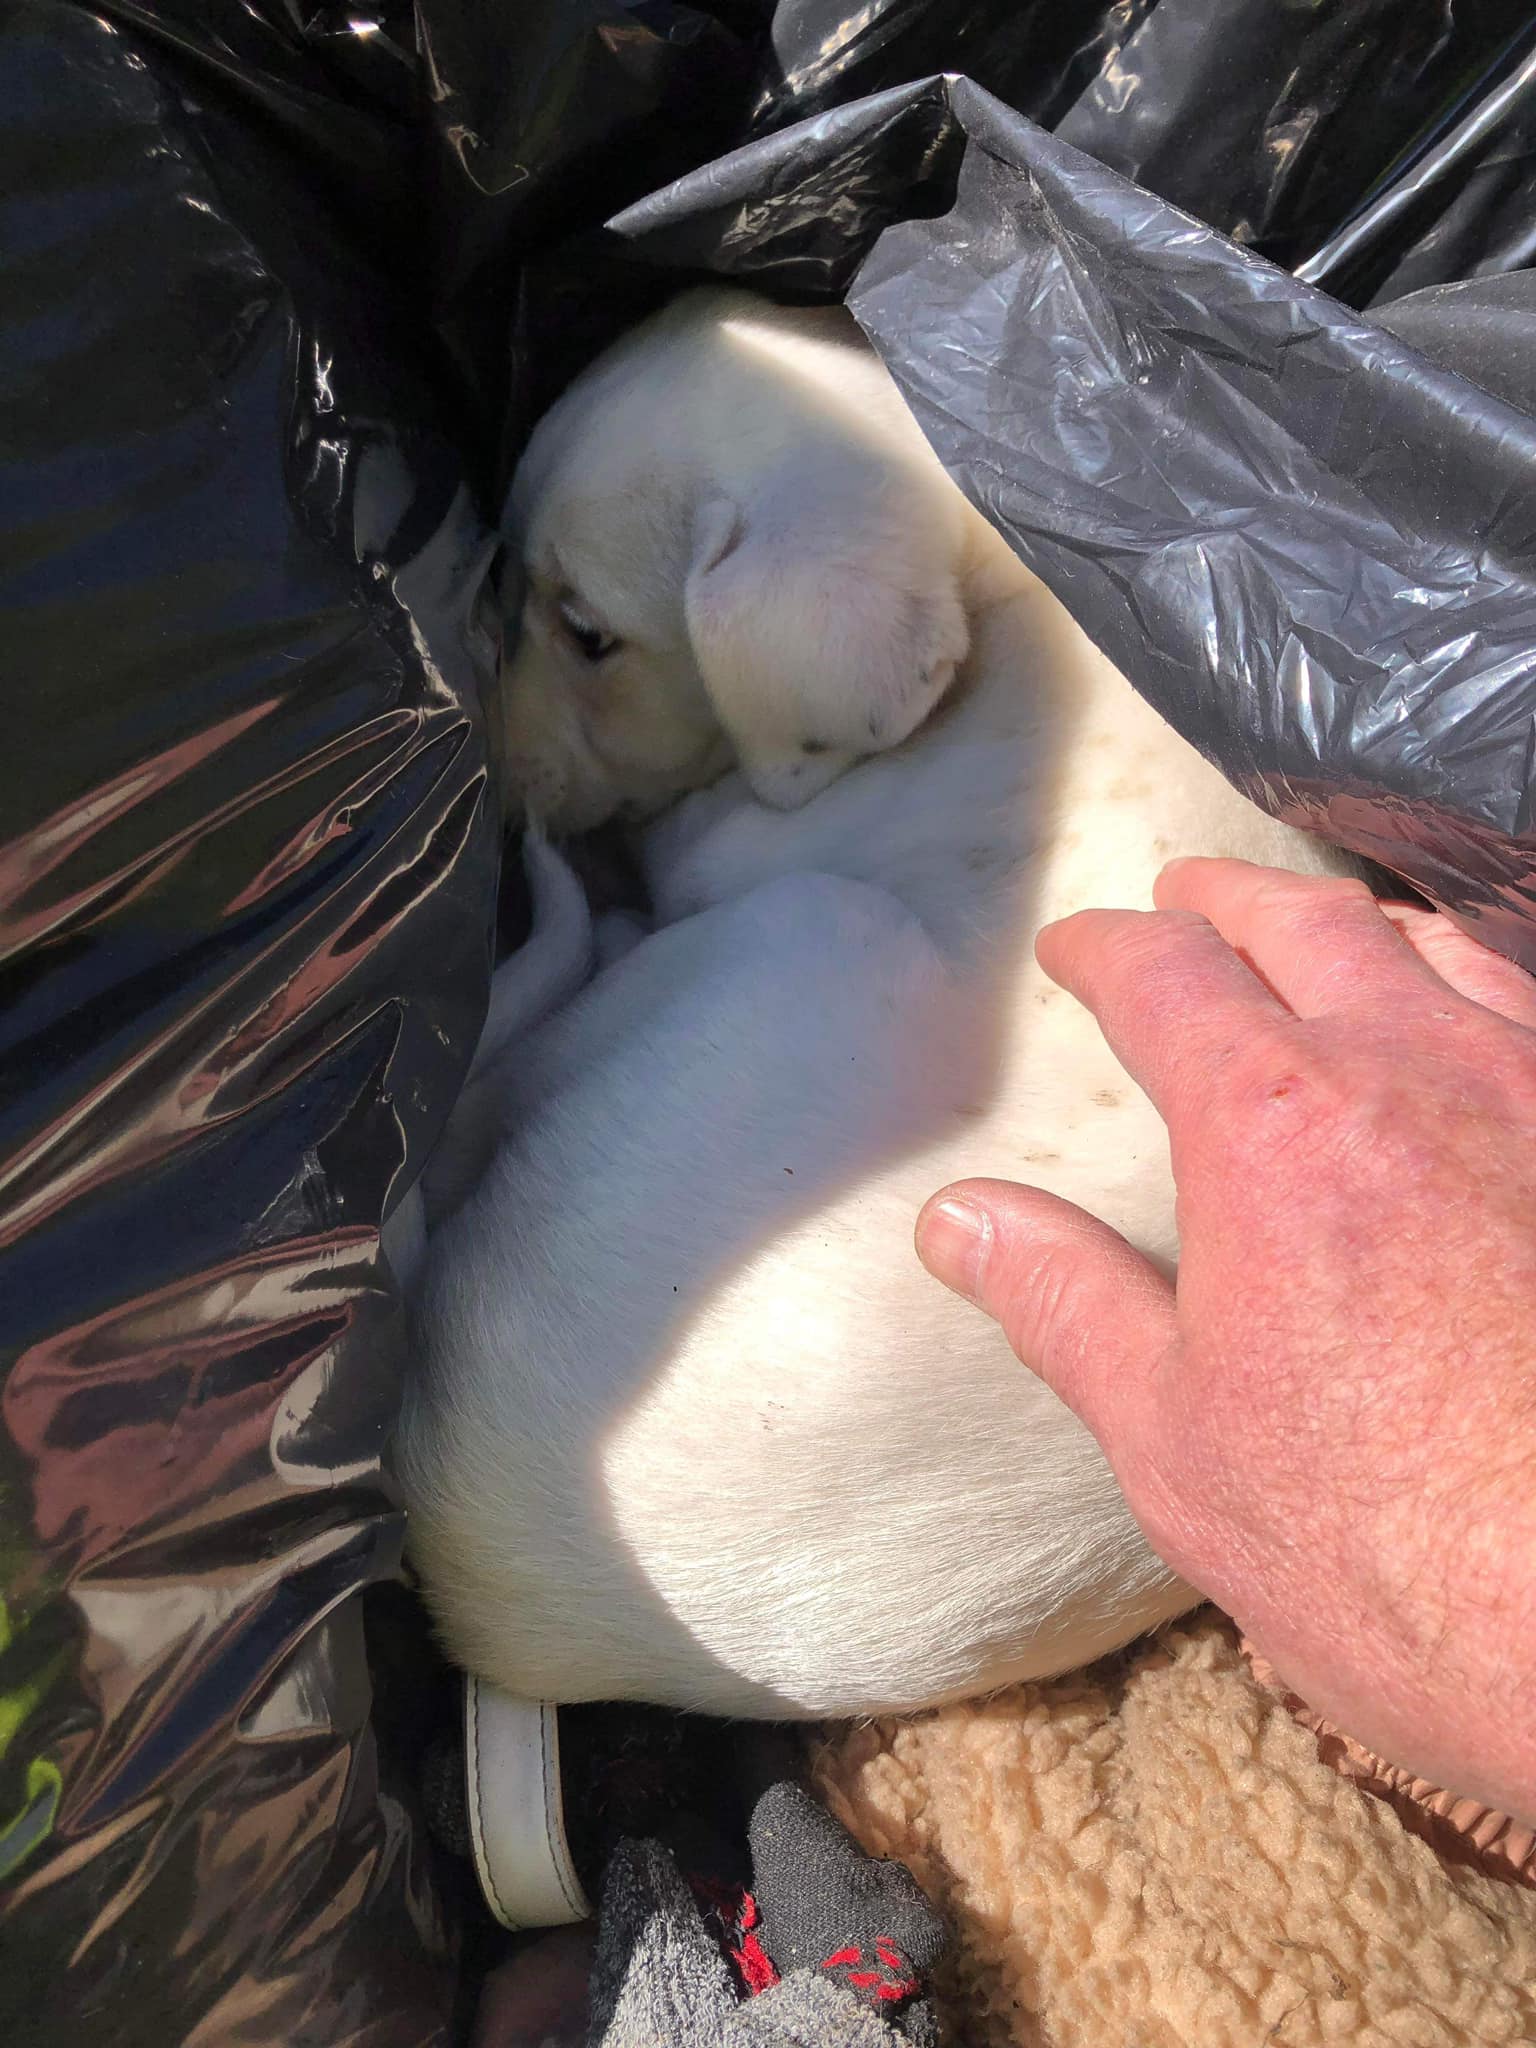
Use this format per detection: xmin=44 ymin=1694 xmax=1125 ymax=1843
xmin=399 ymin=289 xmax=1357 ymax=1719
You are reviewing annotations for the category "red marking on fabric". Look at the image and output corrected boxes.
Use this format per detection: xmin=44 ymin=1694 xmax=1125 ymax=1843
xmin=872 ymin=1977 xmax=921 ymax=2002
xmin=730 ymin=1891 xmax=777 ymax=1995
xmin=821 ymin=1939 xmax=922 ymax=2007
xmin=733 ymin=1927 xmax=778 ymax=1995
xmin=684 ymin=1875 xmax=780 ymax=1998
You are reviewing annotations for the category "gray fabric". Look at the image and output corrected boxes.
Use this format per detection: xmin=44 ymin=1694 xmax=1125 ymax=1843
xmin=586 ymin=1840 xmax=914 ymax=2048
xmin=748 ymin=1783 xmax=944 ymax=1989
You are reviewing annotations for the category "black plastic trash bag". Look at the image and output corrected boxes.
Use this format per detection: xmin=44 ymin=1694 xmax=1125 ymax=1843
xmin=3 ymin=4 xmax=1535 ymax=2043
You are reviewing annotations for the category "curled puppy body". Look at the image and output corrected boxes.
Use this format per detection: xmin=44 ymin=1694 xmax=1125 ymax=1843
xmin=401 ymin=289 xmax=1358 ymax=1721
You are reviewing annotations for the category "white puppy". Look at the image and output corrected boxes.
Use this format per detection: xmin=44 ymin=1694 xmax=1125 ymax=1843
xmin=400 ymin=288 xmax=1356 ymax=1720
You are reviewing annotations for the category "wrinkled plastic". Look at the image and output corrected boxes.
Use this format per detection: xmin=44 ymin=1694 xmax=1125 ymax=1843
xmin=852 ymin=96 xmax=1536 ymax=964
xmin=0 ymin=7 xmax=485 ymax=2042
xmin=5 ymin=5 xmax=1536 ymax=2045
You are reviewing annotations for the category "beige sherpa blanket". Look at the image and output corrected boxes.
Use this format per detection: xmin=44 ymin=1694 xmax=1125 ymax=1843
xmin=809 ymin=1612 xmax=1536 ymax=2047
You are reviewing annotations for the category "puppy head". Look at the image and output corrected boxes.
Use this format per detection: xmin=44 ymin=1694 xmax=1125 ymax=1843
xmin=499 ymin=290 xmax=974 ymax=833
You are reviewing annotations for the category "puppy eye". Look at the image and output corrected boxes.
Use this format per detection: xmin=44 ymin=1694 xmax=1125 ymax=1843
xmin=557 ymin=601 xmax=619 ymax=664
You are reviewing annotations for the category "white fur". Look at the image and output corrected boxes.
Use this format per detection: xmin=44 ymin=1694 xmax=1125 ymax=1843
xmin=400 ymin=289 xmax=1356 ymax=1719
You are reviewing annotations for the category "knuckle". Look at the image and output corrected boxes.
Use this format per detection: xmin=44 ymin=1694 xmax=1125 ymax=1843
xmin=1184 ymin=1033 xmax=1360 ymax=1176
xmin=1257 ymin=869 xmax=1374 ymax=932
xmin=1105 ymin=906 xmax=1206 ymax=958
xmin=1112 ymin=910 xmax=1227 ymax=1002
xmin=1451 ymin=1024 xmax=1536 ymax=1124
xmin=998 ymin=1244 xmax=1089 ymax=1385
xmin=1315 ymin=872 xmax=1376 ymax=910
xmin=1187 ymin=1016 xmax=1302 ymax=1103
xmin=1292 ymin=870 xmax=1373 ymax=909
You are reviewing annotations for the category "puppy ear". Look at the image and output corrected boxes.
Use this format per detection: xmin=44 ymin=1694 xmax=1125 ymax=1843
xmin=683 ymin=476 xmax=970 ymax=809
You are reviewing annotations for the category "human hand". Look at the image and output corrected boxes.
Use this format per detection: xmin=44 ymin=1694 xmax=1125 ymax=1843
xmin=917 ymin=858 xmax=1536 ymax=1824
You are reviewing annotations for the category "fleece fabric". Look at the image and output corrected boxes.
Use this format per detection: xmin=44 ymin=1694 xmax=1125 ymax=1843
xmin=810 ymin=1611 xmax=1536 ymax=2048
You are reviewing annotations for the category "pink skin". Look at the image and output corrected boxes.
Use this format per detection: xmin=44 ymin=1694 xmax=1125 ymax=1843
xmin=471 ymin=1927 xmax=595 ymax=2048
xmin=917 ymin=857 xmax=1536 ymax=1825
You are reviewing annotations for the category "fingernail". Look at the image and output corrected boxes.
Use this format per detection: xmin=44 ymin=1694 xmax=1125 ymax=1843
xmin=916 ymin=1196 xmax=992 ymax=1304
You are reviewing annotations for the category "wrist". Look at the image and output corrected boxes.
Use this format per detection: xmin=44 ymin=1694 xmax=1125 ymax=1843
xmin=1327 ymin=1469 xmax=1536 ymax=1829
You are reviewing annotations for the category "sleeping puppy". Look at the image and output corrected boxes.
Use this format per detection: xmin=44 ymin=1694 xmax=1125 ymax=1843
xmin=399 ymin=287 xmax=1359 ymax=1720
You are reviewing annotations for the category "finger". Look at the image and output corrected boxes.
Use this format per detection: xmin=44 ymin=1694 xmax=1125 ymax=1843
xmin=1152 ymin=857 xmax=1447 ymax=1018
xmin=916 ymin=1179 xmax=1176 ymax=1454
xmin=1034 ymin=906 xmax=1290 ymax=1127
xmin=1378 ymin=901 xmax=1536 ymax=1031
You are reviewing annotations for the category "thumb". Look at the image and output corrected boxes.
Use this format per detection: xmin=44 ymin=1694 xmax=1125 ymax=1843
xmin=915 ymin=1178 xmax=1177 ymax=1450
